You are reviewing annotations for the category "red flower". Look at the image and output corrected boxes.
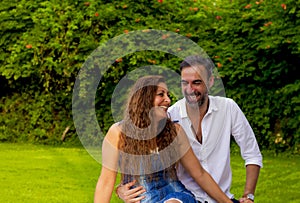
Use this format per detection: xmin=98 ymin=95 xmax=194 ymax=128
xmin=115 ymin=58 xmax=123 ymax=63
xmin=26 ymin=44 xmax=32 ymax=49
xmin=95 ymin=12 xmax=99 ymax=17
xmin=186 ymin=33 xmax=192 ymax=38
xmin=281 ymin=4 xmax=287 ymax=10
xmin=244 ymin=4 xmax=252 ymax=9
xmin=264 ymin=21 xmax=272 ymax=27
xmin=148 ymin=59 xmax=156 ymax=64
xmin=161 ymin=34 xmax=169 ymax=39
xmin=215 ymin=16 xmax=222 ymax=20
xmin=158 ymin=0 xmax=163 ymax=3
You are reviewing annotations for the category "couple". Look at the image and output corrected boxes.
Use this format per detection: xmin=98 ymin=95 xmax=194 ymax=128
xmin=94 ymin=55 xmax=263 ymax=203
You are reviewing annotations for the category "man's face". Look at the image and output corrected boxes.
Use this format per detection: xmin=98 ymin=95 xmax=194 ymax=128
xmin=180 ymin=65 xmax=210 ymax=107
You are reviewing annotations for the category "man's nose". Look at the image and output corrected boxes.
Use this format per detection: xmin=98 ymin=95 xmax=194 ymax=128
xmin=185 ymin=83 xmax=195 ymax=93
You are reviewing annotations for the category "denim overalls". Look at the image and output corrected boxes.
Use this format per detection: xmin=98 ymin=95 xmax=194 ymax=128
xmin=121 ymin=153 xmax=197 ymax=203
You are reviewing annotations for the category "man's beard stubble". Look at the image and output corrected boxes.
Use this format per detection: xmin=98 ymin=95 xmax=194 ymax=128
xmin=185 ymin=91 xmax=208 ymax=108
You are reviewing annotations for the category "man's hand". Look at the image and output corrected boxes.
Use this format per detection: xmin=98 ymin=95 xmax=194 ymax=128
xmin=116 ymin=180 xmax=146 ymax=203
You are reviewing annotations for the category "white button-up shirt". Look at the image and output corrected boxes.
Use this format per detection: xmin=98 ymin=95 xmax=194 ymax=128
xmin=168 ymin=96 xmax=263 ymax=202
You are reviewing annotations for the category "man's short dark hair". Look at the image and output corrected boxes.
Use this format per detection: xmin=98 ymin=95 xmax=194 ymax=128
xmin=180 ymin=55 xmax=214 ymax=78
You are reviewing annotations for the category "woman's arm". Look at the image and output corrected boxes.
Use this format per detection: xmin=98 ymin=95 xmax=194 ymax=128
xmin=94 ymin=124 xmax=120 ymax=203
xmin=176 ymin=125 xmax=232 ymax=203
xmin=180 ymin=148 xmax=232 ymax=203
xmin=94 ymin=166 xmax=117 ymax=203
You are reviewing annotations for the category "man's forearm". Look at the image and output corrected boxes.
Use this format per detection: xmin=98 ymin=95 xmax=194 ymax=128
xmin=243 ymin=164 xmax=260 ymax=196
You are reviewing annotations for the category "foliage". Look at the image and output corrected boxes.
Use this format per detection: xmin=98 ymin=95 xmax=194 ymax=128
xmin=206 ymin=0 xmax=300 ymax=153
xmin=0 ymin=0 xmax=299 ymax=153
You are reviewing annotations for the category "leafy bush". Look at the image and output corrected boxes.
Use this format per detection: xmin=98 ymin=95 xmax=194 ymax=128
xmin=0 ymin=0 xmax=299 ymax=153
xmin=206 ymin=0 xmax=300 ymax=153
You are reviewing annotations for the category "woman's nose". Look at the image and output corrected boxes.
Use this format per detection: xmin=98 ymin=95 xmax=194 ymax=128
xmin=164 ymin=95 xmax=171 ymax=103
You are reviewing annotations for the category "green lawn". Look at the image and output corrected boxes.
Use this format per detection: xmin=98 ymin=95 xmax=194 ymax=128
xmin=230 ymin=150 xmax=300 ymax=203
xmin=0 ymin=143 xmax=299 ymax=202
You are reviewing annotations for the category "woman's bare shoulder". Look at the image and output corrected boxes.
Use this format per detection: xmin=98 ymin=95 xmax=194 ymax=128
xmin=105 ymin=123 xmax=122 ymax=146
xmin=173 ymin=123 xmax=190 ymax=146
xmin=174 ymin=123 xmax=184 ymax=133
xmin=109 ymin=122 xmax=122 ymax=132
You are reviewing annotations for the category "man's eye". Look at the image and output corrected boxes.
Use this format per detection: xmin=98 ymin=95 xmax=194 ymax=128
xmin=193 ymin=81 xmax=202 ymax=85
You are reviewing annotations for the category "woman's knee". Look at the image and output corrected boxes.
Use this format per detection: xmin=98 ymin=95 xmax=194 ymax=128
xmin=164 ymin=198 xmax=183 ymax=203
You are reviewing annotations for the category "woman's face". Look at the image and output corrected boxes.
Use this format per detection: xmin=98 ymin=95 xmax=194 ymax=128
xmin=153 ymin=82 xmax=171 ymax=119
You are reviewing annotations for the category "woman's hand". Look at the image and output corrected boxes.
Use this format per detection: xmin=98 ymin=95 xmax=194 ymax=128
xmin=239 ymin=197 xmax=254 ymax=203
xmin=116 ymin=180 xmax=146 ymax=203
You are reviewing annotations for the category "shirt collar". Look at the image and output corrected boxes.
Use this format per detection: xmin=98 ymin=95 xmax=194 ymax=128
xmin=179 ymin=98 xmax=188 ymax=118
xmin=207 ymin=96 xmax=218 ymax=114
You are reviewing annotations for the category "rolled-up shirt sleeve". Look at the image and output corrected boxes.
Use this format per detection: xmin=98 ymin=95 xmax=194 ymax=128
xmin=230 ymin=99 xmax=263 ymax=168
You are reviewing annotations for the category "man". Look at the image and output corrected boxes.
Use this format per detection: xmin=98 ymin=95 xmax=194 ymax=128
xmin=116 ymin=55 xmax=263 ymax=203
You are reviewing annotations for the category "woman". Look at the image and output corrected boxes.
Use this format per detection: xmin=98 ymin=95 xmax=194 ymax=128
xmin=94 ymin=75 xmax=232 ymax=203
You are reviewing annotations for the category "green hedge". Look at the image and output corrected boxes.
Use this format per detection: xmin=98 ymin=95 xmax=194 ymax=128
xmin=209 ymin=0 xmax=300 ymax=153
xmin=0 ymin=0 xmax=299 ymax=153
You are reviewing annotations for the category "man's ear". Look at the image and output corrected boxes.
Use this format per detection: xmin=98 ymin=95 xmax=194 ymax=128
xmin=208 ymin=76 xmax=214 ymax=89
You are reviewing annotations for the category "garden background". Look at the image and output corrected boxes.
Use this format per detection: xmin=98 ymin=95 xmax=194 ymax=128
xmin=0 ymin=0 xmax=299 ymax=202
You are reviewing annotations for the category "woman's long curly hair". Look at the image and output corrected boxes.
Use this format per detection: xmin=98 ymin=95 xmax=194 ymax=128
xmin=118 ymin=75 xmax=179 ymax=182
